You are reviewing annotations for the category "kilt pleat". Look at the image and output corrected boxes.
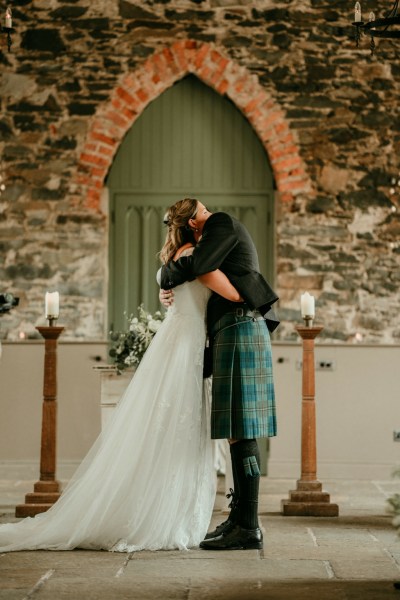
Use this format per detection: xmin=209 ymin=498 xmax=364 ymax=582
xmin=210 ymin=314 xmax=277 ymax=440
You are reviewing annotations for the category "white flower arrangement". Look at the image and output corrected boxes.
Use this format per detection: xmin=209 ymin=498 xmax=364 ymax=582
xmin=109 ymin=305 xmax=165 ymax=373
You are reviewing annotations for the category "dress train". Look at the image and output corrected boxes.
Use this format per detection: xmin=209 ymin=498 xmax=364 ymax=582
xmin=0 ymin=280 xmax=216 ymax=552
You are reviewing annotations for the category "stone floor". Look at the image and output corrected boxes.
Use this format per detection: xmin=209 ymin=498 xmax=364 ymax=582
xmin=1 ymin=477 xmax=400 ymax=599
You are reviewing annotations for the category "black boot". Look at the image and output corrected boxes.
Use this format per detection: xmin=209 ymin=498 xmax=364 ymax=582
xmin=204 ymin=442 xmax=241 ymax=541
xmin=204 ymin=488 xmax=238 ymax=540
xmin=200 ymin=524 xmax=263 ymax=550
xmin=202 ymin=440 xmax=263 ymax=550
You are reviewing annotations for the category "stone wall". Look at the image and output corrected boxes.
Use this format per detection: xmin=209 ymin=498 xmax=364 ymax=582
xmin=0 ymin=0 xmax=399 ymax=343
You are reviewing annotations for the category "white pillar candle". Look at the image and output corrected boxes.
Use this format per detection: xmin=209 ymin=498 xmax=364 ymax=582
xmin=300 ymin=292 xmax=315 ymax=318
xmin=45 ymin=291 xmax=60 ymax=318
xmin=354 ymin=2 xmax=362 ymax=22
xmin=5 ymin=7 xmax=12 ymax=28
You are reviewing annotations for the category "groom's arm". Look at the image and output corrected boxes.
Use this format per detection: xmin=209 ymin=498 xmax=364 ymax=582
xmin=160 ymin=213 xmax=238 ymax=290
xmin=160 ymin=256 xmax=195 ymax=290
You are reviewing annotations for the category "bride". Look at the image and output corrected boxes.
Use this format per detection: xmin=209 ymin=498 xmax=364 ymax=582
xmin=0 ymin=198 xmax=242 ymax=553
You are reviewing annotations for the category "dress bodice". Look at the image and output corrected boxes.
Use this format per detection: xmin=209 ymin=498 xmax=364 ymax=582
xmin=157 ymin=269 xmax=211 ymax=322
xmin=168 ymin=280 xmax=211 ymax=321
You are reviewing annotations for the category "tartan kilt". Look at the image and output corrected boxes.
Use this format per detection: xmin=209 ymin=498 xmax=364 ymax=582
xmin=210 ymin=313 xmax=277 ymax=440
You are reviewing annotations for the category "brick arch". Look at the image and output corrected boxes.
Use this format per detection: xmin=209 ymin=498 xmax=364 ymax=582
xmin=76 ymin=40 xmax=313 ymax=211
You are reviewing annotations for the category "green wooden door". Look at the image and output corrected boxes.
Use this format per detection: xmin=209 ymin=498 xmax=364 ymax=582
xmin=107 ymin=75 xmax=275 ymax=331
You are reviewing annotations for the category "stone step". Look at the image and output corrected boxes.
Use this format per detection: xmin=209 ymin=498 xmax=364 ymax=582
xmin=281 ymin=500 xmax=339 ymax=517
xmin=296 ymin=480 xmax=322 ymax=492
xmin=288 ymin=490 xmax=331 ymax=503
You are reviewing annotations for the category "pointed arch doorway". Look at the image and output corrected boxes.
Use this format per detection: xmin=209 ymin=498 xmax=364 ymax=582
xmin=107 ymin=74 xmax=275 ymax=332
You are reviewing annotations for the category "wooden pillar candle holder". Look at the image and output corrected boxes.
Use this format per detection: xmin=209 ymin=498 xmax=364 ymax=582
xmin=15 ymin=325 xmax=64 ymax=517
xmin=281 ymin=324 xmax=339 ymax=517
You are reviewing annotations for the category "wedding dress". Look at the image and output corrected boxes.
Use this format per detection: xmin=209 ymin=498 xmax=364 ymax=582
xmin=0 ymin=279 xmax=216 ymax=552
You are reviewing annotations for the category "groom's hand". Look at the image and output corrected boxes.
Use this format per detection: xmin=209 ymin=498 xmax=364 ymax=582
xmin=159 ymin=288 xmax=174 ymax=307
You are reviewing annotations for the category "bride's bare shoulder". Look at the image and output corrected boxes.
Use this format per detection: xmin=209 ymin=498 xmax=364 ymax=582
xmin=173 ymin=243 xmax=194 ymax=260
xmin=179 ymin=246 xmax=194 ymax=258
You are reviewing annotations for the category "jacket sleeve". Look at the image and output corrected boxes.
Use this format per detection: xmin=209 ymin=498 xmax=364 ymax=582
xmin=160 ymin=256 xmax=195 ymax=290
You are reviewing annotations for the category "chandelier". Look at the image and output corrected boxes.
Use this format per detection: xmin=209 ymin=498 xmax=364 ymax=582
xmin=353 ymin=1 xmax=400 ymax=54
xmin=0 ymin=6 xmax=13 ymax=52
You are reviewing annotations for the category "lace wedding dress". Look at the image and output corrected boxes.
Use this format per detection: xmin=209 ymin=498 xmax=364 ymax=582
xmin=0 ymin=279 xmax=216 ymax=552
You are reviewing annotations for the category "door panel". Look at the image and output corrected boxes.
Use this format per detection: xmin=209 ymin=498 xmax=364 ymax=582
xmin=108 ymin=76 xmax=275 ymax=332
xmin=111 ymin=192 xmax=274 ymax=326
xmin=108 ymin=77 xmax=273 ymax=195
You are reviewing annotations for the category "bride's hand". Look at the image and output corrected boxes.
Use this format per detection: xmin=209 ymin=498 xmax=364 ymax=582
xmin=159 ymin=288 xmax=174 ymax=307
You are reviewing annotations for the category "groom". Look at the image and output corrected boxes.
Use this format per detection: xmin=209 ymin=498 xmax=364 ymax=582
xmin=160 ymin=200 xmax=279 ymax=550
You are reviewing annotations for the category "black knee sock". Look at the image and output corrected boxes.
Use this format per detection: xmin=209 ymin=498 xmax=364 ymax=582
xmin=230 ymin=439 xmax=260 ymax=530
xmin=228 ymin=444 xmax=241 ymax=523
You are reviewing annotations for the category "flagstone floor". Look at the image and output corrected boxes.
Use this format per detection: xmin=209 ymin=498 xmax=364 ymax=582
xmin=1 ymin=477 xmax=400 ymax=599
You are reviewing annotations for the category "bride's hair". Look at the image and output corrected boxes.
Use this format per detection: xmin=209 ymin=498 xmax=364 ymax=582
xmin=159 ymin=198 xmax=198 ymax=264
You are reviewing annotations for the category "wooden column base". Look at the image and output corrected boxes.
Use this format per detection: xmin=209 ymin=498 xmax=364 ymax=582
xmin=281 ymin=480 xmax=339 ymax=517
xmin=15 ymin=481 xmax=61 ymax=518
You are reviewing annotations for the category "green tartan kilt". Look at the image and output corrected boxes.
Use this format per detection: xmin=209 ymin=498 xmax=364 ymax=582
xmin=210 ymin=313 xmax=277 ymax=440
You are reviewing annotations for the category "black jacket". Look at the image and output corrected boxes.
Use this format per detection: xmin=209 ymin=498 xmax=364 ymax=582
xmin=161 ymin=212 xmax=279 ymax=330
